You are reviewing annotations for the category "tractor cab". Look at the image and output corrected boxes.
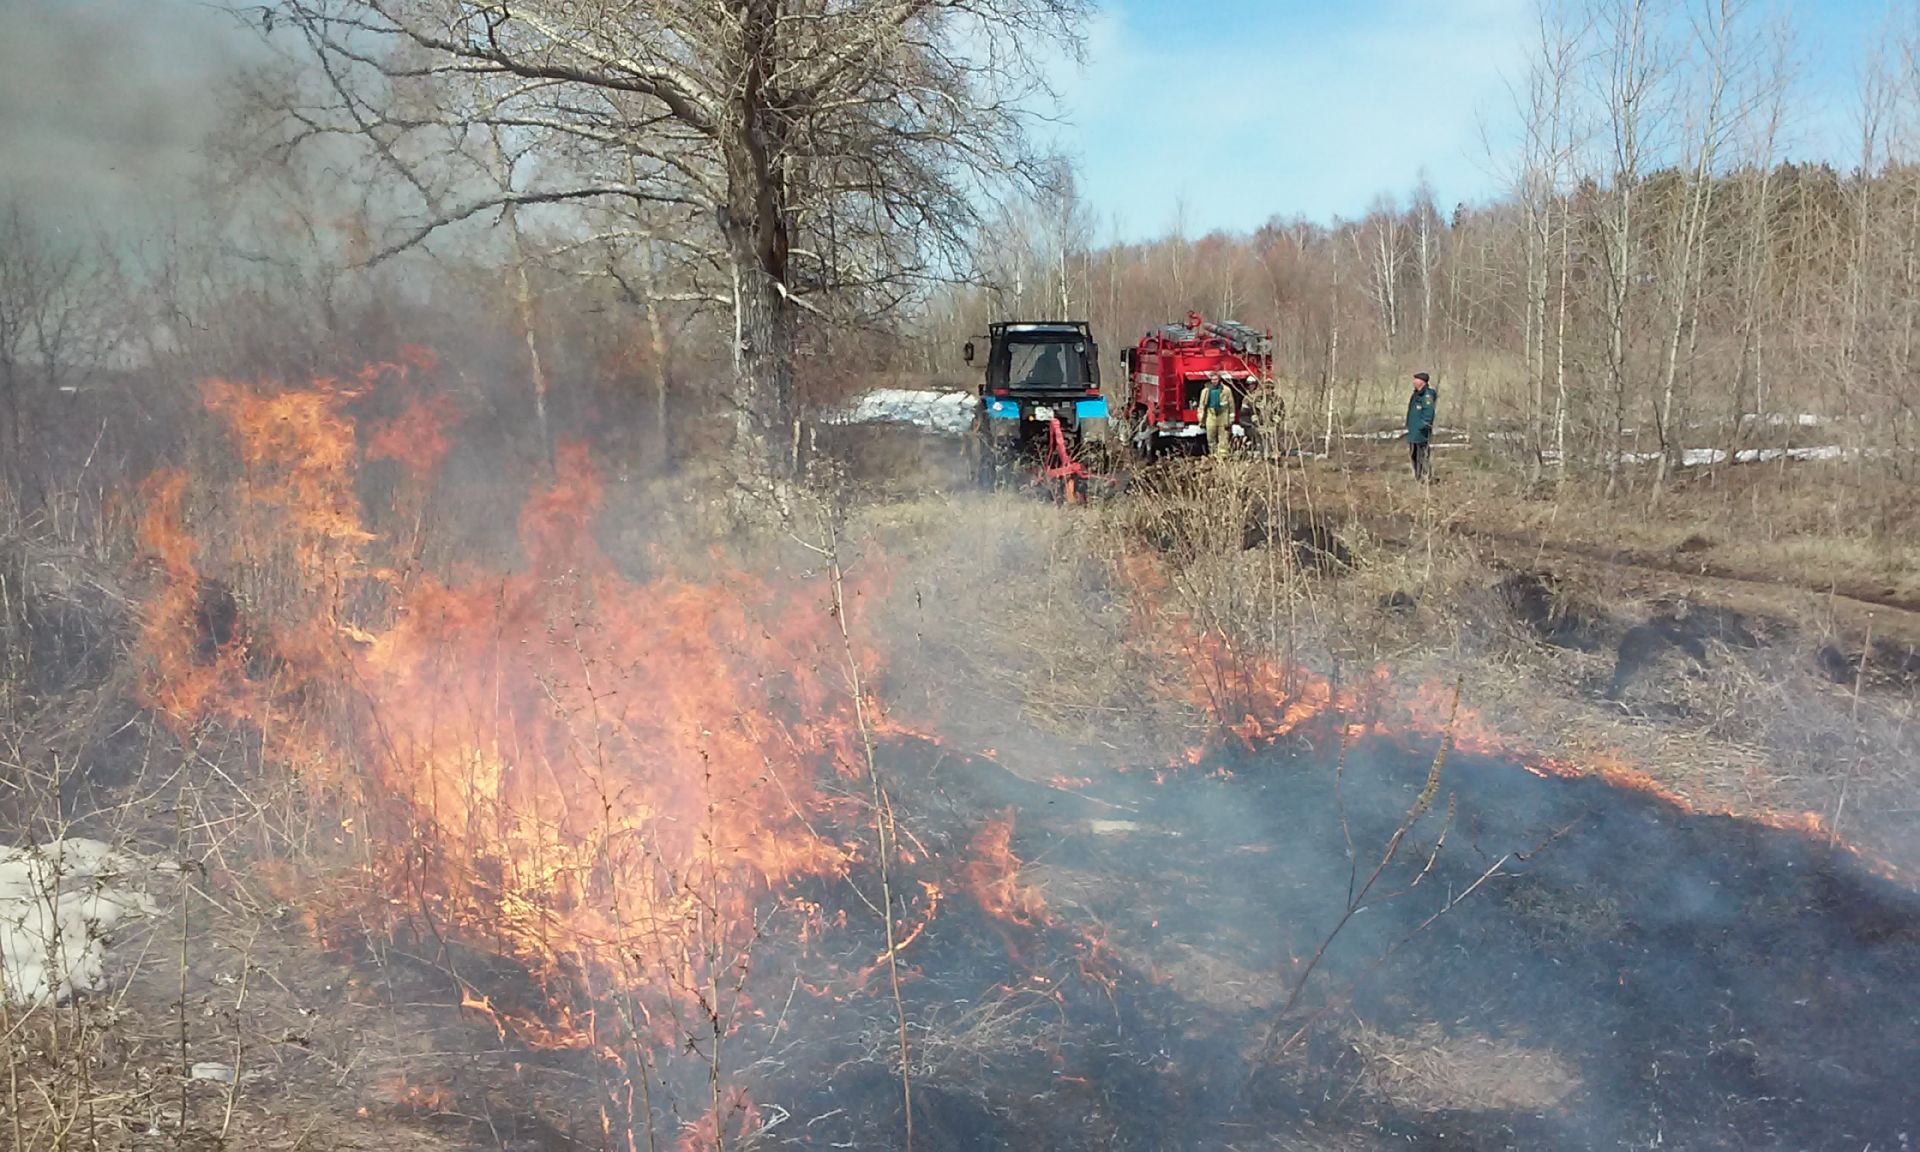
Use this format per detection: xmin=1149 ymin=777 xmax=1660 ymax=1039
xmin=964 ymin=322 xmax=1108 ymax=480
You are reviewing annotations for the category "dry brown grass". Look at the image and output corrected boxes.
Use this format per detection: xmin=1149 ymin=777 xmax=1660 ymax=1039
xmin=1330 ymin=446 xmax=1920 ymax=615
xmin=1340 ymin=1021 xmax=1580 ymax=1115
xmin=855 ymin=491 xmax=1207 ymax=764
xmin=3 ymin=410 xmax=1913 ymax=1150
xmin=897 ymin=990 xmax=1059 ymax=1089
xmin=845 ymin=418 xmax=1920 ymax=868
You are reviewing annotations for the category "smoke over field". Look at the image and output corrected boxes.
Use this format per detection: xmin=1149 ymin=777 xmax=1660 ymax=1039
xmin=1 ymin=1 xmax=1917 ymax=1149
xmin=0 ymin=358 xmax=1906 ymax=1148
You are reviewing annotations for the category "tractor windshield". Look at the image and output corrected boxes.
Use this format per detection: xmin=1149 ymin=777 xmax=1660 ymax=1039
xmin=1006 ymin=340 xmax=1086 ymax=388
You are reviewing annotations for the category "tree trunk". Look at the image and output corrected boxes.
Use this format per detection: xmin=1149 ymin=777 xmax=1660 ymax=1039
xmin=1419 ymin=212 xmax=1433 ymax=355
xmin=1525 ymin=195 xmax=1547 ymax=485
xmin=638 ymin=238 xmax=673 ymax=469
xmin=721 ymin=1 xmax=796 ymax=487
xmin=1324 ymin=260 xmax=1340 ymax=456
xmin=0 ymin=359 xmax=20 ymax=504
xmin=1553 ymin=206 xmax=1570 ymax=478
xmin=488 ymin=133 xmax=551 ymax=463
xmin=505 ymin=204 xmax=551 ymax=464
xmin=724 ymin=226 xmax=794 ymax=483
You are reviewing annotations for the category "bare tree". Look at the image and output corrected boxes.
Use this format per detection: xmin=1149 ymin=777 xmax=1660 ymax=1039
xmin=1592 ymin=0 xmax=1673 ymax=496
xmin=1357 ymin=194 xmax=1406 ymax=357
xmin=0 ymin=206 xmax=118 ymax=503
xmin=1508 ymin=0 xmax=1586 ymax=482
xmin=267 ymin=0 xmax=1088 ymax=486
xmin=1408 ymin=175 xmax=1443 ymax=358
xmin=1649 ymin=0 xmax=1755 ymax=505
xmin=1718 ymin=17 xmax=1793 ymax=472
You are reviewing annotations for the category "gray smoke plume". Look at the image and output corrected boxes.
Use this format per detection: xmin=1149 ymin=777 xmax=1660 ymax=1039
xmin=0 ymin=0 xmax=255 ymax=220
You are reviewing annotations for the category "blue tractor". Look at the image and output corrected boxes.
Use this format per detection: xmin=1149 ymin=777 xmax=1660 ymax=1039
xmin=964 ymin=321 xmax=1110 ymax=494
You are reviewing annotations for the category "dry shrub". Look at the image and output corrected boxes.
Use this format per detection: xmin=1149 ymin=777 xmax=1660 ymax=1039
xmin=899 ymin=990 xmax=1057 ymax=1090
xmin=1342 ymin=1021 xmax=1580 ymax=1114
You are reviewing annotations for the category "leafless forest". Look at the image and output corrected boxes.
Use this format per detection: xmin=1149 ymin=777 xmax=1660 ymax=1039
xmin=936 ymin=3 xmax=1920 ymax=515
xmin=2 ymin=1 xmax=1915 ymax=503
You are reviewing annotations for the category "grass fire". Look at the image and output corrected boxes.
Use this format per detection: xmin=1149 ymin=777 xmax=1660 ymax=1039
xmin=3 ymin=2 xmax=1919 ymax=1149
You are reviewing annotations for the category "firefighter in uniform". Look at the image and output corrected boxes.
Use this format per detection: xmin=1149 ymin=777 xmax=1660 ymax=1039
xmin=1200 ymin=373 xmax=1235 ymax=458
xmin=1243 ymin=376 xmax=1284 ymax=454
xmin=1406 ymin=371 xmax=1438 ymax=481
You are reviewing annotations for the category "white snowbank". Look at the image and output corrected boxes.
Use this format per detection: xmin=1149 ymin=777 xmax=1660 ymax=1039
xmin=1732 ymin=444 xmax=1857 ymax=463
xmin=0 ymin=839 xmax=165 ymax=1005
xmin=1739 ymin=412 xmax=1829 ymax=428
xmin=1635 ymin=445 xmax=1862 ymax=467
xmin=829 ymin=389 xmax=976 ymax=435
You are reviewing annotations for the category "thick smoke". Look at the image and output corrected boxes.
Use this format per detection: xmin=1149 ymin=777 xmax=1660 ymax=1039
xmin=0 ymin=0 xmax=256 ymax=220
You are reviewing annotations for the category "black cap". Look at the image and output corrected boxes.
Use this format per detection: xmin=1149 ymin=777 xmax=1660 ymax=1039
xmin=1413 ymin=372 xmax=1430 ymax=382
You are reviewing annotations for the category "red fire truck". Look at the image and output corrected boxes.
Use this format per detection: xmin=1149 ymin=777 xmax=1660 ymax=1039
xmin=1120 ymin=312 xmax=1274 ymax=457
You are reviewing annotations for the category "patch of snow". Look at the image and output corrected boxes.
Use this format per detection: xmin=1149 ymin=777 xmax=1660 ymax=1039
xmin=829 ymin=389 xmax=975 ymax=435
xmin=0 ymin=839 xmax=166 ymax=1005
xmin=1732 ymin=445 xmax=1856 ymax=464
xmin=1740 ymin=412 xmax=1829 ymax=428
xmin=1344 ymin=430 xmax=1406 ymax=440
xmin=1615 ymin=444 xmax=1864 ymax=468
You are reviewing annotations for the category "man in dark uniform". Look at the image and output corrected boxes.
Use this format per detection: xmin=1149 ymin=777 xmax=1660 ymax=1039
xmin=1406 ymin=371 xmax=1437 ymax=481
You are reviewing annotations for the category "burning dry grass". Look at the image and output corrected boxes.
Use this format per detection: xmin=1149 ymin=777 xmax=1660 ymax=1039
xmin=1 ymin=360 xmax=1916 ymax=1150
xmin=1338 ymin=1021 xmax=1581 ymax=1115
xmin=67 ymin=360 xmax=953 ymax=1145
xmin=136 ymin=367 xmax=883 ymax=1014
xmin=857 ymin=447 xmax=1917 ymax=875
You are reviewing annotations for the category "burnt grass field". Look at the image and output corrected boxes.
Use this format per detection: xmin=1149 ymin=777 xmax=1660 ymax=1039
xmin=336 ymin=723 xmax=1920 ymax=1151
xmin=754 ymin=724 xmax=1920 ymax=1152
xmin=4 ymin=406 xmax=1914 ymax=1151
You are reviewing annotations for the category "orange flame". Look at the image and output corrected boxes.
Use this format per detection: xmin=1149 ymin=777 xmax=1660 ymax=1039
xmin=134 ymin=363 xmax=886 ymax=1052
xmin=675 ymin=1086 xmax=761 ymax=1152
xmin=367 ymin=393 xmax=458 ymax=481
xmin=963 ymin=812 xmax=1049 ymax=927
xmin=1127 ymin=549 xmax=1909 ymax=885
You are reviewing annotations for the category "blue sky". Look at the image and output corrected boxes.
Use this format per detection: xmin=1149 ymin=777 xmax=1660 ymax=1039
xmin=1057 ymin=0 xmax=1898 ymax=239
xmin=5 ymin=0 xmax=1900 ymax=242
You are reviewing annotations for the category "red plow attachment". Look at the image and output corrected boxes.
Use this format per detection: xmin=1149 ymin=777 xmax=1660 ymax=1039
xmin=1035 ymin=416 xmax=1122 ymax=503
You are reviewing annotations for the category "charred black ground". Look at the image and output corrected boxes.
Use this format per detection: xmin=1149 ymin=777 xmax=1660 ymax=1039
xmin=741 ymin=724 xmax=1920 ymax=1151
xmin=349 ymin=720 xmax=1919 ymax=1150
